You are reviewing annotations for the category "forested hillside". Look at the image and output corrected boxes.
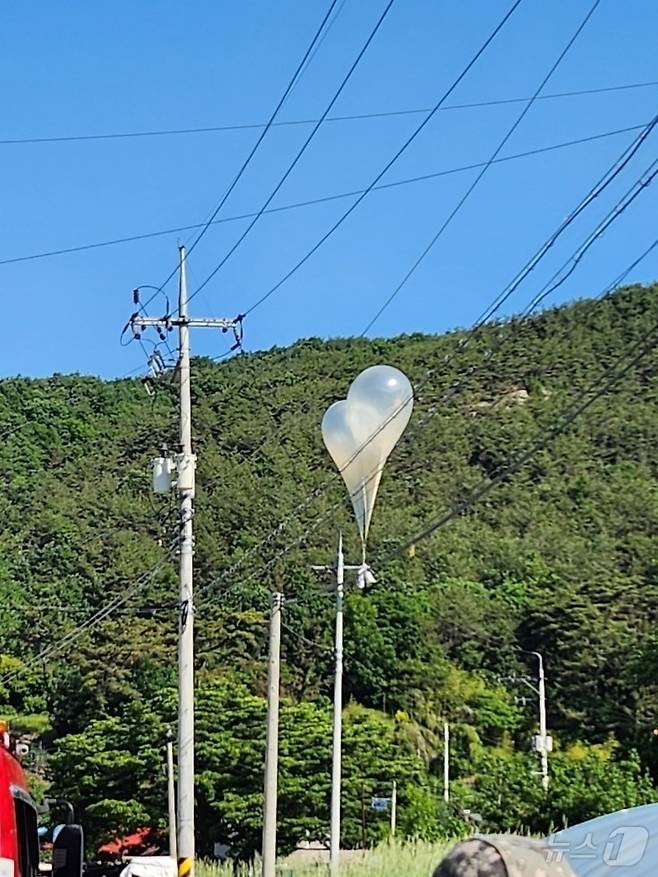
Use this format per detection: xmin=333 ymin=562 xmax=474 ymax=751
xmin=1 ymin=284 xmax=657 ymax=854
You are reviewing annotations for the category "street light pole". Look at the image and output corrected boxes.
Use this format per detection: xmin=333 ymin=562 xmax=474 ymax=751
xmin=262 ymin=593 xmax=283 ymax=877
xmin=330 ymin=533 xmax=344 ymax=877
xmin=533 ymin=652 xmax=549 ymax=792
xmin=311 ymin=534 xmax=362 ymax=877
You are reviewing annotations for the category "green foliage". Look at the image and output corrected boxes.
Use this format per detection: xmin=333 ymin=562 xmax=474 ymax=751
xmin=0 ymin=285 xmax=657 ymax=850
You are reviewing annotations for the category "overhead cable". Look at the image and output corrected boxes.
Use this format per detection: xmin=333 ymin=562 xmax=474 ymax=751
xmin=0 ymin=122 xmax=643 ymax=269
xmin=359 ymin=0 xmax=603 ymax=333
xmin=185 ymin=0 xmax=400 ymax=308
xmin=238 ymin=0 xmax=530 ymax=314
xmin=138 ymin=0 xmax=341 ymax=310
xmin=2 ymin=79 xmax=655 ymax=146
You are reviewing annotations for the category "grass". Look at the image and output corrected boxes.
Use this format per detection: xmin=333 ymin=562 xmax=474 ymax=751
xmin=197 ymin=839 xmax=454 ymax=877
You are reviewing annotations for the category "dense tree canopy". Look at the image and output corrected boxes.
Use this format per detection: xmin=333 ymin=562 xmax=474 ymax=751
xmin=1 ymin=285 xmax=657 ymax=853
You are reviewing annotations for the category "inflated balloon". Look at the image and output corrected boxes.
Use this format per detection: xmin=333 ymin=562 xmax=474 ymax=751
xmin=322 ymin=365 xmax=413 ymax=554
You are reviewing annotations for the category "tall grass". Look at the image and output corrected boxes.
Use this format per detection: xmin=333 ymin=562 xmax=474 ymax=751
xmin=196 ymin=839 xmax=453 ymax=877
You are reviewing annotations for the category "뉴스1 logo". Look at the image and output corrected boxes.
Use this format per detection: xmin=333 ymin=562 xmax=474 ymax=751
xmin=546 ymin=825 xmax=649 ymax=867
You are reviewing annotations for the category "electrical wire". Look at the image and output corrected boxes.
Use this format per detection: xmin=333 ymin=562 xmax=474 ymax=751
xmin=137 ymin=0 xmax=341 ymax=312
xmin=0 ymin=121 xmax=643 ymax=269
xmin=359 ymin=0 xmax=604 ymax=334
xmin=239 ymin=0 xmax=527 ymax=315
xmin=0 ymin=541 xmax=177 ymax=685
xmin=365 ymin=111 xmax=658 ymax=335
xmin=206 ymin=117 xmax=658 ymax=526
xmin=186 ymin=0 xmax=399 ymax=307
xmin=2 ymin=79 xmax=655 ymax=146
xmin=194 ymin=174 xmax=658 ymax=603
xmin=383 ymin=311 xmax=658 ymax=560
xmin=295 ymin=0 xmax=349 ymax=85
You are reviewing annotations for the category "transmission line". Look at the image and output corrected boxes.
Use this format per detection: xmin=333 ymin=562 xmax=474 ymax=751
xmin=204 ymin=114 xmax=658 ymax=519
xmin=235 ymin=0 xmax=526 ymax=315
xmin=2 ymin=79 xmax=655 ymax=146
xmin=185 ymin=0 xmax=400 ymax=308
xmin=384 ymin=312 xmax=658 ymax=559
xmin=0 ymin=543 xmax=177 ymax=686
xmin=0 ymin=122 xmax=643 ymax=269
xmin=359 ymin=0 xmax=603 ymax=334
xmin=137 ymin=0 xmax=341 ymax=312
xmin=194 ymin=173 xmax=658 ymax=604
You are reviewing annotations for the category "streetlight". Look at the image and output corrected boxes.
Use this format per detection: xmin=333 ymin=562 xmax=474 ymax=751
xmin=529 ymin=651 xmax=551 ymax=792
xmin=503 ymin=650 xmax=551 ymax=791
xmin=321 ymin=365 xmax=414 ymax=873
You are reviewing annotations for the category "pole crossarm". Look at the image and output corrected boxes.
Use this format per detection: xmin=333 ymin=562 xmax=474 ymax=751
xmin=133 ymin=316 xmax=241 ymax=330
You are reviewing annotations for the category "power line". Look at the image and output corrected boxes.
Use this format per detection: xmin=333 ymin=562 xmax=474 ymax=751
xmin=0 ymin=121 xmax=644 ymax=269
xmin=295 ymin=0 xmax=349 ymax=85
xmin=138 ymin=0 xmax=341 ymax=312
xmin=239 ymin=0 xmax=527 ymax=315
xmin=186 ymin=0 xmax=399 ymax=308
xmin=196 ymin=158 xmax=658 ymax=601
xmin=200 ymin=242 xmax=658 ymax=605
xmin=359 ymin=0 xmax=603 ymax=334
xmin=385 ymin=310 xmax=658 ymax=560
xmin=2 ymin=79 xmax=656 ymax=146
xmin=0 ymin=543 xmax=177 ymax=686
xmin=208 ymin=115 xmax=658 ymax=531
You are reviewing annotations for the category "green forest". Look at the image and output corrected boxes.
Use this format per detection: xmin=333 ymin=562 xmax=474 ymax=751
xmin=0 ymin=283 xmax=657 ymax=856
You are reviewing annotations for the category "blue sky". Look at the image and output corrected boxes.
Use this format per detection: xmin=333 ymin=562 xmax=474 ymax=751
xmin=2 ymin=0 xmax=657 ymax=379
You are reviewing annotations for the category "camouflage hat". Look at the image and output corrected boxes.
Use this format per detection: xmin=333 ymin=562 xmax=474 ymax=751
xmin=433 ymin=835 xmax=576 ymax=877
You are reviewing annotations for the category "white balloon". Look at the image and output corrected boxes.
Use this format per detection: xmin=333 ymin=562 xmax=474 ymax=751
xmin=321 ymin=365 xmax=413 ymax=550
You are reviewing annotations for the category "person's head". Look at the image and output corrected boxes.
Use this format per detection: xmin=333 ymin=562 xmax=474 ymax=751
xmin=433 ymin=836 xmax=575 ymax=877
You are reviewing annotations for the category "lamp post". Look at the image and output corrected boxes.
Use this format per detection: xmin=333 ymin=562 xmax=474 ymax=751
xmin=502 ymin=650 xmax=551 ymax=791
xmin=531 ymin=651 xmax=550 ymax=792
xmin=311 ymin=534 xmax=365 ymax=877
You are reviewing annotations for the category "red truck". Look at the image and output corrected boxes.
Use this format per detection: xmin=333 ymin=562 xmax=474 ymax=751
xmin=0 ymin=725 xmax=82 ymax=877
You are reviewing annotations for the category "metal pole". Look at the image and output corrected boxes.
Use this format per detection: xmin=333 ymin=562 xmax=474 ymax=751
xmin=443 ymin=722 xmax=450 ymax=803
xmin=166 ymin=732 xmax=178 ymax=860
xmin=330 ymin=532 xmax=344 ymax=877
xmin=177 ymin=244 xmax=196 ymax=877
xmin=534 ymin=652 xmax=549 ymax=791
xmin=262 ymin=593 xmax=283 ymax=877
xmin=390 ymin=781 xmax=397 ymax=838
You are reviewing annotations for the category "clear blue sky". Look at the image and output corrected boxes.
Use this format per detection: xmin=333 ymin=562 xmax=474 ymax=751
xmin=2 ymin=0 xmax=657 ymax=378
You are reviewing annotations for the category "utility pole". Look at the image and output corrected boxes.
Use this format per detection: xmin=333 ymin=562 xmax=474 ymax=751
xmin=137 ymin=244 xmax=241 ymax=877
xmin=176 ymin=244 xmax=196 ymax=877
xmin=310 ymin=533 xmax=362 ymax=877
xmin=443 ymin=722 xmax=450 ymax=803
xmin=390 ymin=781 xmax=397 ymax=838
xmin=262 ymin=593 xmax=283 ymax=877
xmin=534 ymin=652 xmax=550 ymax=792
xmin=166 ymin=729 xmax=178 ymax=861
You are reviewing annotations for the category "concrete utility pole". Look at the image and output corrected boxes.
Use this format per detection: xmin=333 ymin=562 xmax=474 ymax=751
xmin=311 ymin=533 xmax=361 ymax=877
xmin=138 ymin=245 xmax=241 ymax=877
xmin=177 ymin=245 xmax=195 ymax=877
xmin=166 ymin=729 xmax=178 ymax=860
xmin=331 ymin=533 xmax=344 ymax=877
xmin=390 ymin=781 xmax=397 ymax=838
xmin=262 ymin=593 xmax=283 ymax=877
xmin=443 ymin=722 xmax=450 ymax=804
